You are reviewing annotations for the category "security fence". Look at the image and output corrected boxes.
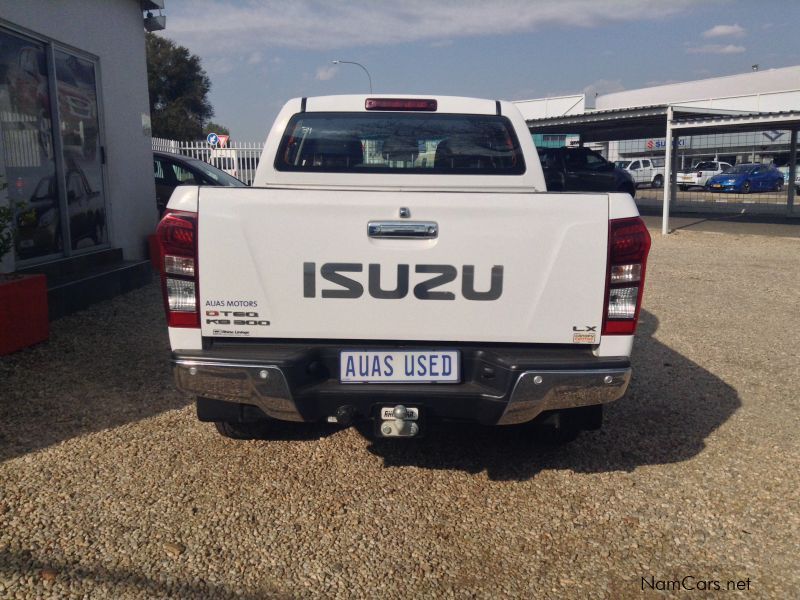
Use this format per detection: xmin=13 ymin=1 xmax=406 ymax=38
xmin=597 ymin=129 xmax=797 ymax=214
xmin=152 ymin=137 xmax=263 ymax=185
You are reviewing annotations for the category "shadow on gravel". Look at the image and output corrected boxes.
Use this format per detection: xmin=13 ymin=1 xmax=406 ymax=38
xmin=0 ymin=284 xmax=189 ymax=462
xmin=0 ymin=548 xmax=273 ymax=600
xmin=365 ymin=310 xmax=741 ymax=481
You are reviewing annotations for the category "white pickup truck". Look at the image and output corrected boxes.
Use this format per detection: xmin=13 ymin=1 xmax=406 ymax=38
xmin=677 ymin=160 xmax=733 ymax=190
xmin=615 ymin=157 xmax=665 ymax=189
xmin=156 ymin=95 xmax=651 ymax=442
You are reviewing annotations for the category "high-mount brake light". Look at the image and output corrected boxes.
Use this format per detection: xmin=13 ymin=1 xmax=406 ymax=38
xmin=365 ymin=98 xmax=437 ymax=111
xmin=156 ymin=210 xmax=199 ymax=328
xmin=602 ymin=217 xmax=651 ymax=336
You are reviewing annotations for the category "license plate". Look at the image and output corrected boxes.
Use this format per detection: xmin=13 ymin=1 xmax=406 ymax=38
xmin=339 ymin=350 xmax=460 ymax=383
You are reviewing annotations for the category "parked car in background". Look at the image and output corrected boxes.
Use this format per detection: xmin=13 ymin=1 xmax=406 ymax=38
xmin=614 ymin=157 xmax=664 ymax=189
xmin=539 ymin=146 xmax=636 ymax=197
xmin=777 ymin=166 xmax=800 ymax=192
xmin=208 ymin=148 xmax=261 ymax=185
xmin=705 ymin=163 xmax=784 ymax=193
xmin=16 ymin=166 xmax=102 ymax=258
xmin=210 ymin=147 xmax=240 ymax=179
xmin=677 ymin=160 xmax=733 ymax=190
xmin=153 ymin=151 xmax=246 ymax=216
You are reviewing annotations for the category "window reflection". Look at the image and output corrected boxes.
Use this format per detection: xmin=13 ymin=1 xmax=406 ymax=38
xmin=0 ymin=30 xmax=59 ymax=260
xmin=0 ymin=28 xmax=108 ymax=264
xmin=55 ymin=51 xmax=105 ymax=250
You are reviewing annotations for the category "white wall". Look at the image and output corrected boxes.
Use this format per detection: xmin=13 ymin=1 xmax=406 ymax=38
xmin=0 ymin=0 xmax=157 ymax=262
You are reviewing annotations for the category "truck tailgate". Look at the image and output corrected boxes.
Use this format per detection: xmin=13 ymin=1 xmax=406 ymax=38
xmin=197 ymin=187 xmax=608 ymax=344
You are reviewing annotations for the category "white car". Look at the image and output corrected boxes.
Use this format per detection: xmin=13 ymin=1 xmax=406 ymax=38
xmin=677 ymin=161 xmax=732 ymax=190
xmin=614 ymin=158 xmax=665 ymax=189
xmin=156 ymin=94 xmax=651 ymax=442
xmin=777 ymin=166 xmax=800 ymax=192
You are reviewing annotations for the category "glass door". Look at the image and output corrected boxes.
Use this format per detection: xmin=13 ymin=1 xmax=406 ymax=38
xmin=54 ymin=50 xmax=106 ymax=252
xmin=0 ymin=26 xmax=108 ymax=267
xmin=0 ymin=29 xmax=60 ymax=262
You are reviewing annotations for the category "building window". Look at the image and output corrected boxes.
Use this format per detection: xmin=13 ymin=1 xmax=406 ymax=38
xmin=0 ymin=26 xmax=106 ymax=265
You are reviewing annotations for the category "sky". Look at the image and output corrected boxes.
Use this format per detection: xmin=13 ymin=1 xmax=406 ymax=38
xmin=158 ymin=0 xmax=800 ymax=140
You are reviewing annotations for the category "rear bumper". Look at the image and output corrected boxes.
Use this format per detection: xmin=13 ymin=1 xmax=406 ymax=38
xmin=172 ymin=342 xmax=631 ymax=426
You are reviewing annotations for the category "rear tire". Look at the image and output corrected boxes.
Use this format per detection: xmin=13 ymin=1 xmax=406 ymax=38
xmin=652 ymin=175 xmax=663 ymax=189
xmin=214 ymin=420 xmax=266 ymax=440
xmin=775 ymin=179 xmax=784 ymax=192
xmin=742 ymin=180 xmax=751 ymax=194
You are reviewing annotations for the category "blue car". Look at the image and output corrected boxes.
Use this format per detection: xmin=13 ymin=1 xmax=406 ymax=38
xmin=705 ymin=163 xmax=784 ymax=193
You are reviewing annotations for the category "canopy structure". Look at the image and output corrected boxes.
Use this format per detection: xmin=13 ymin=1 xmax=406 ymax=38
xmin=527 ymin=105 xmax=800 ymax=234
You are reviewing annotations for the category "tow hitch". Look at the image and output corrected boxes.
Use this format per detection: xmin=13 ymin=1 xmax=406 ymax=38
xmin=376 ymin=405 xmax=420 ymax=438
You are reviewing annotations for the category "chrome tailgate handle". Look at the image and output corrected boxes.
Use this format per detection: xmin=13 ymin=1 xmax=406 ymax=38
xmin=368 ymin=221 xmax=438 ymax=239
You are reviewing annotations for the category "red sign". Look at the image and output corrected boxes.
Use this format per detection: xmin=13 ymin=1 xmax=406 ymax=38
xmin=218 ymin=134 xmax=229 ymax=148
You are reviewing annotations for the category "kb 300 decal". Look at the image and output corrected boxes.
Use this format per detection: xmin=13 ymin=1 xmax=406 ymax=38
xmin=205 ymin=310 xmax=270 ymax=327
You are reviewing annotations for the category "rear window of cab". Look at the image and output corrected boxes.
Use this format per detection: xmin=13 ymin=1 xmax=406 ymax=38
xmin=275 ymin=112 xmax=526 ymax=175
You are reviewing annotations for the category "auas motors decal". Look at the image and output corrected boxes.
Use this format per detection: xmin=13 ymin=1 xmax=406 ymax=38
xmin=303 ymin=263 xmax=503 ymax=300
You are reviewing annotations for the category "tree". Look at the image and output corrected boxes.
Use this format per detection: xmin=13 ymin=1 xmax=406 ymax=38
xmin=146 ymin=33 xmax=214 ymax=140
xmin=203 ymin=121 xmax=230 ymax=136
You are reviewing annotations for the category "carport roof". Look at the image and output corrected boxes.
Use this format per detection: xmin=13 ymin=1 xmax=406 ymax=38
xmin=670 ymin=110 xmax=800 ymax=136
xmin=525 ymin=104 xmax=794 ymax=142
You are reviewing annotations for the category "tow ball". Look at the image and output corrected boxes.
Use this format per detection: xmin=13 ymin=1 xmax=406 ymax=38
xmin=377 ymin=405 xmax=419 ymax=438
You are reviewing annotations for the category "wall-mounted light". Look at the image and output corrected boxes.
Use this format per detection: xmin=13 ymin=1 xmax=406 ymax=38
xmin=142 ymin=1 xmax=166 ymax=31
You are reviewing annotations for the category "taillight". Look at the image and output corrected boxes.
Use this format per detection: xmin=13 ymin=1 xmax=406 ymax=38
xmin=602 ymin=217 xmax=651 ymax=335
xmin=365 ymin=98 xmax=437 ymax=111
xmin=156 ymin=210 xmax=199 ymax=328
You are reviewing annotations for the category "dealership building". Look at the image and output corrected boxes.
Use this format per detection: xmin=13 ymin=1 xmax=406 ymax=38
xmin=0 ymin=0 xmax=164 ymax=315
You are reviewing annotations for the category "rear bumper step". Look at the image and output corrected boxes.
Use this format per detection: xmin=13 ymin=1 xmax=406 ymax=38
xmin=172 ymin=344 xmax=630 ymax=426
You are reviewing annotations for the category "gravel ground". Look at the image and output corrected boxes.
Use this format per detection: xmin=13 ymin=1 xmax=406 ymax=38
xmin=1 ymin=226 xmax=798 ymax=599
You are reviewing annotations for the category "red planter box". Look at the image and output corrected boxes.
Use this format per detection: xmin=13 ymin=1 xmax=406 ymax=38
xmin=0 ymin=274 xmax=49 ymax=355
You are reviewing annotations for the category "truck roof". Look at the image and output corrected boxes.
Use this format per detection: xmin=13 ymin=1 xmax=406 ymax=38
xmin=301 ymin=94 xmax=502 ymax=115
